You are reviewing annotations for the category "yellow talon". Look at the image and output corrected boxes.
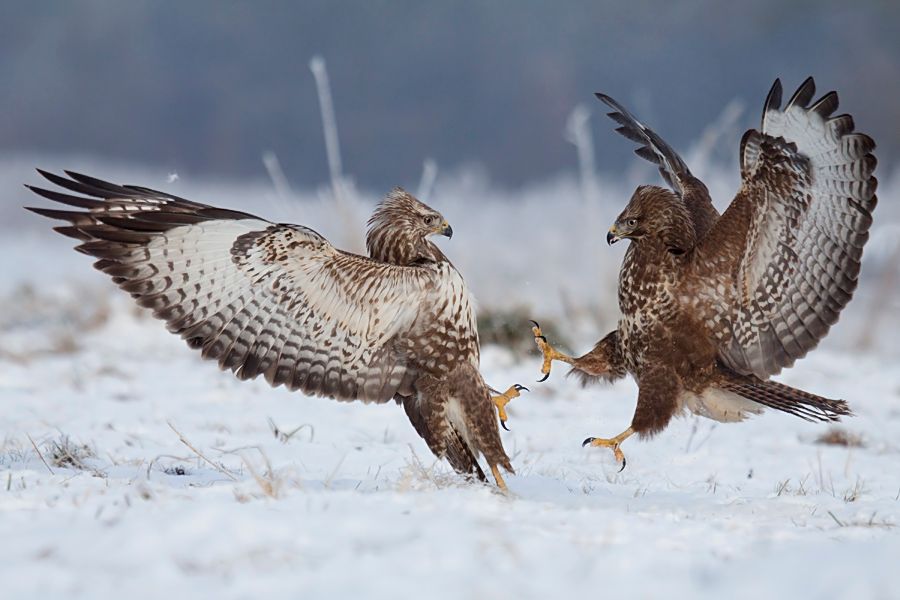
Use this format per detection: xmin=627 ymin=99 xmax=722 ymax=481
xmin=531 ymin=320 xmax=573 ymax=382
xmin=582 ymin=427 xmax=635 ymax=472
xmin=491 ymin=384 xmax=528 ymax=431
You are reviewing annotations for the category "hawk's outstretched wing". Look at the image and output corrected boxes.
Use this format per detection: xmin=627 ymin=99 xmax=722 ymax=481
xmin=27 ymin=170 xmax=446 ymax=402
xmin=696 ymin=78 xmax=877 ymax=378
xmin=596 ymin=92 xmax=719 ymax=238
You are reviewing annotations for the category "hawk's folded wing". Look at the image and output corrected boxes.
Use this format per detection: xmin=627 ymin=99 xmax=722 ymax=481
xmin=696 ymin=78 xmax=877 ymax=378
xmin=27 ymin=170 xmax=441 ymax=402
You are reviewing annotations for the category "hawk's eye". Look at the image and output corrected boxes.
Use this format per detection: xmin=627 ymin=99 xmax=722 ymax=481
xmin=627 ymin=218 xmax=638 ymax=227
xmin=423 ymin=215 xmax=435 ymax=226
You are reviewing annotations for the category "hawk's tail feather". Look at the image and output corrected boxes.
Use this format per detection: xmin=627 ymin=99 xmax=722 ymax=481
xmin=723 ymin=378 xmax=851 ymax=423
xmin=445 ymin=431 xmax=488 ymax=482
xmin=399 ymin=395 xmax=487 ymax=481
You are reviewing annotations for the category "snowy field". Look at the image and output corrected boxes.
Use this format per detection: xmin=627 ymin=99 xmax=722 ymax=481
xmin=2 ymin=157 xmax=900 ymax=599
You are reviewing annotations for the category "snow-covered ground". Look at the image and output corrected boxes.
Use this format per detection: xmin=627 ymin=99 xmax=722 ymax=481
xmin=2 ymin=159 xmax=899 ymax=599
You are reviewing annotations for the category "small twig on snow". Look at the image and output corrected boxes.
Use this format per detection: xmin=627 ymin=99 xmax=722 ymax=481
xmin=167 ymin=421 xmax=237 ymax=481
xmin=26 ymin=433 xmax=54 ymax=475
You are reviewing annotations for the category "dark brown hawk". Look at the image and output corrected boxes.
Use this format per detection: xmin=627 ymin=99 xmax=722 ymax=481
xmin=27 ymin=173 xmax=525 ymax=489
xmin=533 ymin=77 xmax=876 ymax=469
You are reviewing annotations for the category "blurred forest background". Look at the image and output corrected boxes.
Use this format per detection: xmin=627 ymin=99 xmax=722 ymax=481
xmin=2 ymin=0 xmax=898 ymax=190
xmin=2 ymin=1 xmax=899 ymax=356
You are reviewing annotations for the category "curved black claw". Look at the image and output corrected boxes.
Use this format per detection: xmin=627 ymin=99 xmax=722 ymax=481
xmin=529 ymin=320 xmax=547 ymax=342
xmin=514 ymin=384 xmax=529 ymax=393
xmin=500 ymin=420 xmax=510 ymax=432
xmin=531 ymin=320 xmax=550 ymax=381
xmin=583 ymin=437 xmax=628 ymax=472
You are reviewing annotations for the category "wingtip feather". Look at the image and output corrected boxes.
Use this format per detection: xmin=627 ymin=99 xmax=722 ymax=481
xmin=810 ymin=90 xmax=839 ymax=119
xmin=762 ymin=78 xmax=783 ymax=124
xmin=595 ymin=92 xmax=614 ymax=106
xmin=786 ymin=77 xmax=816 ymax=110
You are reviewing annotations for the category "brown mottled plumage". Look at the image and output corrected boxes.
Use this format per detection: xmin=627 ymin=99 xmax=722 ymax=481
xmin=26 ymin=175 xmax=512 ymax=486
xmin=536 ymin=78 xmax=875 ymax=466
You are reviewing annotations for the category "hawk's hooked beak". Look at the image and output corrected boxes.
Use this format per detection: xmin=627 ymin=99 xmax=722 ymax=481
xmin=438 ymin=221 xmax=453 ymax=239
xmin=607 ymin=224 xmax=621 ymax=245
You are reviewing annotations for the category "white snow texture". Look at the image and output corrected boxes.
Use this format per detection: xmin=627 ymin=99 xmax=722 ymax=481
xmin=2 ymin=158 xmax=899 ymax=599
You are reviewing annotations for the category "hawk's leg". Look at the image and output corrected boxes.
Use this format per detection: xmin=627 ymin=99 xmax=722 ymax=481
xmin=489 ymin=463 xmax=509 ymax=493
xmin=583 ymin=366 xmax=678 ymax=471
xmin=533 ymin=324 xmax=625 ymax=386
xmin=491 ymin=384 xmax=528 ymax=431
xmin=583 ymin=427 xmax=635 ymax=472
xmin=531 ymin=321 xmax=574 ymax=382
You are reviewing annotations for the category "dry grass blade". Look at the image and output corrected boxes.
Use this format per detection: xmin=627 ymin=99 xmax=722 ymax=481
xmin=241 ymin=449 xmax=283 ymax=498
xmin=267 ymin=417 xmax=315 ymax=443
xmin=827 ymin=510 xmax=846 ymax=527
xmin=167 ymin=421 xmax=237 ymax=481
xmin=26 ymin=433 xmax=54 ymax=475
xmin=396 ymin=447 xmax=463 ymax=491
xmin=827 ymin=510 xmax=895 ymax=530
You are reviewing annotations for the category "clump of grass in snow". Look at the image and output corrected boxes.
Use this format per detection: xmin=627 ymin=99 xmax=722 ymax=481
xmin=0 ymin=438 xmax=30 ymax=466
xmin=815 ymin=427 xmax=865 ymax=448
xmin=46 ymin=435 xmax=98 ymax=472
xmin=774 ymin=475 xmax=811 ymax=497
xmin=842 ymin=476 xmax=868 ymax=503
xmin=395 ymin=450 xmax=474 ymax=492
xmin=477 ymin=308 xmax=570 ymax=357
xmin=242 ymin=451 xmax=289 ymax=499
xmin=0 ymin=283 xmax=113 ymax=364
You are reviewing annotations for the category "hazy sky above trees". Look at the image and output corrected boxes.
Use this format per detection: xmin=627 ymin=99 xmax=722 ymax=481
xmin=2 ymin=1 xmax=897 ymax=189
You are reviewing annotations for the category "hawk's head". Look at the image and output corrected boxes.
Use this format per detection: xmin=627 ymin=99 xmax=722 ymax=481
xmin=608 ymin=185 xmax=695 ymax=254
xmin=367 ymin=188 xmax=452 ymax=264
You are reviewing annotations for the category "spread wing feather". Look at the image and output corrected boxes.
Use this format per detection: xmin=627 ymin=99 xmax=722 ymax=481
xmin=596 ymin=92 xmax=720 ymax=239
xmin=697 ymin=78 xmax=877 ymax=377
xmin=596 ymin=93 xmax=691 ymax=192
xmin=27 ymin=171 xmax=445 ymax=403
